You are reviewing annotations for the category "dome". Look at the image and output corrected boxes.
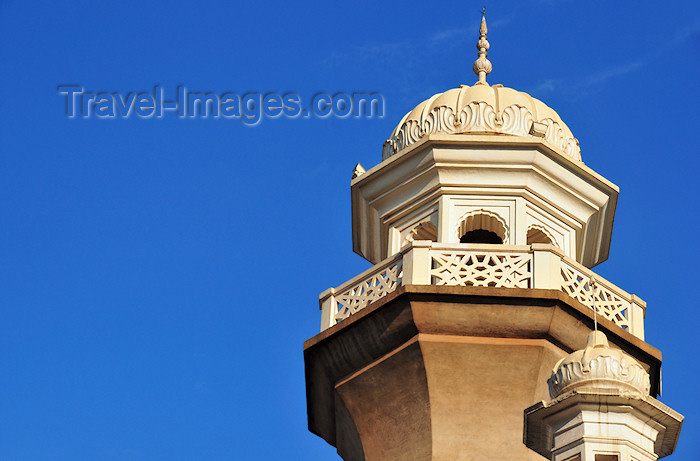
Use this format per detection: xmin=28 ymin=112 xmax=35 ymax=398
xmin=548 ymin=331 xmax=651 ymax=400
xmin=382 ymin=83 xmax=582 ymax=163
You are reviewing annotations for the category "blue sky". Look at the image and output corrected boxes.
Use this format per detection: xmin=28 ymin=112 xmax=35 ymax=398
xmin=1 ymin=0 xmax=699 ymax=459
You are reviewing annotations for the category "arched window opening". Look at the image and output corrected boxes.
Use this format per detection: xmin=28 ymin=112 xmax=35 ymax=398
xmin=594 ymin=455 xmax=619 ymax=461
xmin=456 ymin=211 xmax=508 ymax=244
xmin=527 ymin=227 xmax=554 ymax=245
xmin=460 ymin=229 xmax=503 ymax=244
xmin=409 ymin=222 xmax=438 ymax=242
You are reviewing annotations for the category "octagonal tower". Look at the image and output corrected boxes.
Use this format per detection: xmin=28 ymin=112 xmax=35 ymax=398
xmin=304 ymin=12 xmax=678 ymax=460
xmin=354 ymin=81 xmax=615 ymax=269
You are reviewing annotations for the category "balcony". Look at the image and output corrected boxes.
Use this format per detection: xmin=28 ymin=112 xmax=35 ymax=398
xmin=319 ymin=241 xmax=646 ymax=339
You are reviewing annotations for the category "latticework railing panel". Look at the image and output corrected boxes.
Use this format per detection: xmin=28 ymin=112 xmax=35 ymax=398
xmin=322 ymin=244 xmax=642 ymax=336
xmin=334 ymin=260 xmax=403 ymax=322
xmin=560 ymin=262 xmax=631 ymax=330
xmin=430 ymin=251 xmax=532 ymax=288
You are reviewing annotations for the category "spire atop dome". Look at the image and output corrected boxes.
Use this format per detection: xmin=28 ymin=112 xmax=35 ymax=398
xmin=473 ymin=8 xmax=492 ymax=85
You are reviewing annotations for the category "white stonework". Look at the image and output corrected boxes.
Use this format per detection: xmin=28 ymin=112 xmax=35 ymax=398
xmin=548 ymin=331 xmax=651 ymax=400
xmin=355 ymin=15 xmax=611 ymax=271
xmin=352 ymin=135 xmax=617 ymax=268
xmin=320 ymin=242 xmax=646 ymax=338
xmin=382 ymin=84 xmax=581 ymax=162
xmin=524 ymin=332 xmax=683 ymax=460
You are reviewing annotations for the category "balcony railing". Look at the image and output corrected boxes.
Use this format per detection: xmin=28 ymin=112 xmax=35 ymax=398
xmin=319 ymin=241 xmax=646 ymax=339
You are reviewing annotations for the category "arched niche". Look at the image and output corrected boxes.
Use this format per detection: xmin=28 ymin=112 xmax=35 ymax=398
xmin=526 ymin=225 xmax=556 ymax=246
xmin=456 ymin=210 xmax=508 ymax=244
xmin=407 ymin=221 xmax=438 ymax=243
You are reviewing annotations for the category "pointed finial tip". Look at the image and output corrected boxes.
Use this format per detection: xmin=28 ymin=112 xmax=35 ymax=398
xmin=473 ymin=9 xmax=492 ymax=85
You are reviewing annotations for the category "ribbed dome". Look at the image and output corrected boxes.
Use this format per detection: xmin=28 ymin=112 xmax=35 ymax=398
xmin=548 ymin=331 xmax=651 ymax=400
xmin=382 ymin=84 xmax=581 ymax=163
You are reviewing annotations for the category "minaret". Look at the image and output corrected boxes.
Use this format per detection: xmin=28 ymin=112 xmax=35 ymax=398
xmin=304 ymin=12 xmax=680 ymax=460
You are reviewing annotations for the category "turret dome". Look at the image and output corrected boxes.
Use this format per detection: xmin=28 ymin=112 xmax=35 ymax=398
xmin=382 ymin=11 xmax=581 ymax=164
xmin=382 ymin=83 xmax=581 ymax=163
xmin=548 ymin=331 xmax=651 ymax=400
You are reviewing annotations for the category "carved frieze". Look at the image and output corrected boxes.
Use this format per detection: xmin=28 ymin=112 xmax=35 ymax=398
xmin=383 ymin=86 xmax=582 ymax=163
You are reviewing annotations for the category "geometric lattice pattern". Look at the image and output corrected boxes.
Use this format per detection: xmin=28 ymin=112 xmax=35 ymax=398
xmin=561 ymin=262 xmax=631 ymax=330
xmin=430 ymin=251 xmax=532 ymax=288
xmin=334 ymin=260 xmax=403 ymax=322
xmin=325 ymin=248 xmax=635 ymax=332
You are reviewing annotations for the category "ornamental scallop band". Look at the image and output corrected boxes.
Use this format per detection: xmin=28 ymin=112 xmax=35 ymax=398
xmin=547 ymin=332 xmax=652 ymax=400
xmin=382 ymin=102 xmax=582 ymax=162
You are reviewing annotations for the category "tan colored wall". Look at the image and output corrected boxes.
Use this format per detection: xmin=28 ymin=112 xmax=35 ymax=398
xmin=336 ymin=334 xmax=563 ymax=460
xmin=304 ymin=286 xmax=662 ymax=460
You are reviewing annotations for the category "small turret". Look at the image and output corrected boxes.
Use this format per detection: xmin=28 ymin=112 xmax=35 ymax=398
xmin=524 ymin=331 xmax=683 ymax=461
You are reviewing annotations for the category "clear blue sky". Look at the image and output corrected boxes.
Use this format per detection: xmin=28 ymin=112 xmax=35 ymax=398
xmin=1 ymin=1 xmax=699 ymax=459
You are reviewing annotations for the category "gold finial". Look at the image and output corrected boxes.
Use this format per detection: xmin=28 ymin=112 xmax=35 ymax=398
xmin=473 ymin=7 xmax=492 ymax=85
